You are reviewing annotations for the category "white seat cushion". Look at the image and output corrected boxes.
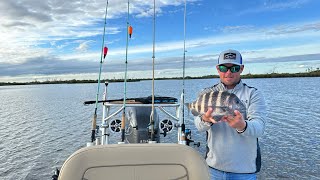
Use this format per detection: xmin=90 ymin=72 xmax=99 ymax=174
xmin=58 ymin=143 xmax=210 ymax=180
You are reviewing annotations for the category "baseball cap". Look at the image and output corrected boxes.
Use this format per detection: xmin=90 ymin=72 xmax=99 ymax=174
xmin=217 ymin=49 xmax=243 ymax=66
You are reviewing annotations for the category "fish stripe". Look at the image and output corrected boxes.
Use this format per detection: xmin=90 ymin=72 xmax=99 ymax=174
xmin=201 ymin=93 xmax=207 ymax=113
xmin=211 ymin=91 xmax=219 ymax=111
xmin=216 ymin=91 xmax=222 ymax=107
xmin=204 ymin=92 xmax=211 ymax=112
xmin=223 ymin=91 xmax=230 ymax=106
xmin=225 ymin=92 xmax=230 ymax=107
xmin=195 ymin=96 xmax=199 ymax=112
xmin=208 ymin=91 xmax=214 ymax=106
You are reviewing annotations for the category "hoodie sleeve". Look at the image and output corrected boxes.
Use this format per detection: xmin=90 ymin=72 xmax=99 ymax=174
xmin=241 ymin=89 xmax=267 ymax=137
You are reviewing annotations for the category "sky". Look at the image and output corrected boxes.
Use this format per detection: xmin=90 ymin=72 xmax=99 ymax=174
xmin=1 ymin=0 xmax=320 ymax=82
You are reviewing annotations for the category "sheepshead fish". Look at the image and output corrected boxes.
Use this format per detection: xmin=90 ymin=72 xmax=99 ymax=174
xmin=188 ymin=91 xmax=246 ymax=121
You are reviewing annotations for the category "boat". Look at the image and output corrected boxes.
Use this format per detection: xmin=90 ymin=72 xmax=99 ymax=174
xmin=52 ymin=0 xmax=210 ymax=179
xmin=52 ymin=84 xmax=210 ymax=180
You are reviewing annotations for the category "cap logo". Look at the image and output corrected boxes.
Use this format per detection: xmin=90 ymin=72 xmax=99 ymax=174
xmin=224 ymin=53 xmax=236 ymax=60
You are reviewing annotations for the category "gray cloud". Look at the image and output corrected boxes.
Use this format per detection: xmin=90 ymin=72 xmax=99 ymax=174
xmin=0 ymin=57 xmax=97 ymax=76
xmin=0 ymin=1 xmax=52 ymax=26
xmin=248 ymin=53 xmax=320 ymax=63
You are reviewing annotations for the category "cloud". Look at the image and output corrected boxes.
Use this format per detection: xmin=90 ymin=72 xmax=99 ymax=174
xmin=221 ymin=25 xmax=255 ymax=33
xmin=0 ymin=56 xmax=101 ymax=76
xmin=0 ymin=1 xmax=52 ymax=26
xmin=247 ymin=53 xmax=320 ymax=63
xmin=267 ymin=22 xmax=320 ymax=35
xmin=75 ymin=41 xmax=93 ymax=52
xmin=238 ymin=0 xmax=310 ymax=15
xmin=262 ymin=0 xmax=310 ymax=10
xmin=0 ymin=0 xmax=195 ymax=63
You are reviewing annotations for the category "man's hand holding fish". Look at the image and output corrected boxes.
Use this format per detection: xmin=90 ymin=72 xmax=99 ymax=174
xmin=201 ymin=107 xmax=247 ymax=133
xmin=221 ymin=110 xmax=247 ymax=133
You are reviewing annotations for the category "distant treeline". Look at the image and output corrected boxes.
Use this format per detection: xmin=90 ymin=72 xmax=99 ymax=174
xmin=1 ymin=70 xmax=320 ymax=86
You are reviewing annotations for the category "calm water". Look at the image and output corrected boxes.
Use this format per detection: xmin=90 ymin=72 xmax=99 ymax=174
xmin=0 ymin=77 xmax=319 ymax=180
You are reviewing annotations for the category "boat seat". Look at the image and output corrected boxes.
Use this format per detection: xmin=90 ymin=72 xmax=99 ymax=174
xmin=58 ymin=143 xmax=210 ymax=180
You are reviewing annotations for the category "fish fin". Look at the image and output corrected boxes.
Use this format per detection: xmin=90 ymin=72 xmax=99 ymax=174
xmin=219 ymin=106 xmax=227 ymax=111
xmin=185 ymin=103 xmax=191 ymax=116
xmin=213 ymin=115 xmax=224 ymax=122
xmin=191 ymin=109 xmax=200 ymax=116
xmin=184 ymin=103 xmax=190 ymax=109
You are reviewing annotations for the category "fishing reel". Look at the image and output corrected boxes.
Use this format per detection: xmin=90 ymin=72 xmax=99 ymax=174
xmin=109 ymin=119 xmax=122 ymax=133
xmin=184 ymin=129 xmax=200 ymax=147
xmin=159 ymin=119 xmax=174 ymax=134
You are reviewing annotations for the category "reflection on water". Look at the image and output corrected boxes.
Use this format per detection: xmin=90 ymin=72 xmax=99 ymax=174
xmin=0 ymin=78 xmax=319 ymax=180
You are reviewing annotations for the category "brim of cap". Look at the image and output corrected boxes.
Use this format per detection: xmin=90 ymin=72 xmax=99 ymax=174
xmin=217 ymin=62 xmax=242 ymax=66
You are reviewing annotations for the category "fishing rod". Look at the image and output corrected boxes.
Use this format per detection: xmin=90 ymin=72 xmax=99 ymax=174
xmin=180 ymin=0 xmax=187 ymax=144
xmin=91 ymin=0 xmax=109 ymax=143
xmin=84 ymin=96 xmax=177 ymax=105
xmin=150 ymin=0 xmax=156 ymax=142
xmin=121 ymin=0 xmax=132 ymax=142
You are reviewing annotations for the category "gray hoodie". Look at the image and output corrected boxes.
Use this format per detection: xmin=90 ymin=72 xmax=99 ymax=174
xmin=194 ymin=80 xmax=267 ymax=173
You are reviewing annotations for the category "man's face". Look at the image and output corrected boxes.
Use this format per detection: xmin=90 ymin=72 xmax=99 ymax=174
xmin=216 ymin=63 xmax=244 ymax=89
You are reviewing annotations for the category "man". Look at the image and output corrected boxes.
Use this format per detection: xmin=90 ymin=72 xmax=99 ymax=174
xmin=194 ymin=49 xmax=267 ymax=179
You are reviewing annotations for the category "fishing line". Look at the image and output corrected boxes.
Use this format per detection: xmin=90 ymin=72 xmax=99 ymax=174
xmin=91 ymin=0 xmax=109 ymax=143
xmin=121 ymin=0 xmax=131 ymax=142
